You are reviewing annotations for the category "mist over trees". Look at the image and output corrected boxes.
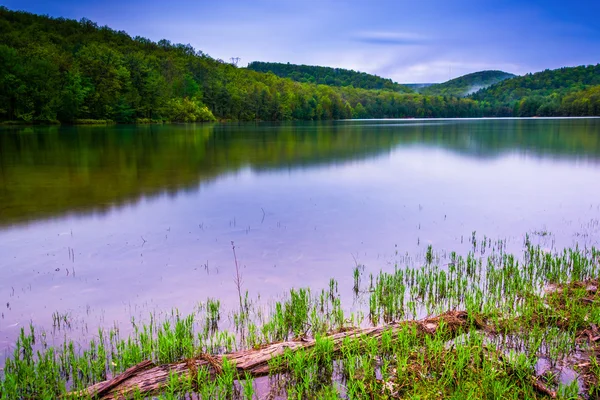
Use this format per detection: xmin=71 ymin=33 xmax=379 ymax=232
xmin=418 ymin=71 xmax=516 ymax=97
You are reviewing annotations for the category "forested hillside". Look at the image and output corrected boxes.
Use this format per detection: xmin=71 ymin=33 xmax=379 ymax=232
xmin=560 ymin=85 xmax=600 ymax=116
xmin=0 ymin=7 xmax=598 ymax=122
xmin=418 ymin=71 xmax=516 ymax=97
xmin=246 ymin=61 xmax=411 ymax=92
xmin=471 ymin=65 xmax=600 ymax=116
xmin=0 ymin=8 xmax=486 ymax=123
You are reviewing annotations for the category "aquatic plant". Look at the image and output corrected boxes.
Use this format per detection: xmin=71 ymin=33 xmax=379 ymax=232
xmin=1 ymin=237 xmax=599 ymax=399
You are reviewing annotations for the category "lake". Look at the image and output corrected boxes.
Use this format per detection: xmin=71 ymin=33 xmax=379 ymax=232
xmin=1 ymin=118 xmax=600 ymax=360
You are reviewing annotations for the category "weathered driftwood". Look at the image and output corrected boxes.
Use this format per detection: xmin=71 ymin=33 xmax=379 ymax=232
xmin=75 ymin=311 xmax=473 ymax=399
xmin=90 ymin=360 xmax=154 ymax=399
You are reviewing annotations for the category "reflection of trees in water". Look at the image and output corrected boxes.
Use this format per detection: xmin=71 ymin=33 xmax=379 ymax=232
xmin=403 ymin=119 xmax=600 ymax=159
xmin=1 ymin=119 xmax=599 ymax=226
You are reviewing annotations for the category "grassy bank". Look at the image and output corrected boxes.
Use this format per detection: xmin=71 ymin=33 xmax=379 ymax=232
xmin=0 ymin=120 xmax=60 ymax=126
xmin=1 ymin=237 xmax=599 ymax=399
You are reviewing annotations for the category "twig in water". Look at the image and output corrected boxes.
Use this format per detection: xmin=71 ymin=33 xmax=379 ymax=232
xmin=231 ymin=241 xmax=243 ymax=312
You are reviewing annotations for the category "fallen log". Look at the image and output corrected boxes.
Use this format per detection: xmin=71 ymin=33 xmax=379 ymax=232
xmin=90 ymin=360 xmax=154 ymax=399
xmin=74 ymin=310 xmax=474 ymax=399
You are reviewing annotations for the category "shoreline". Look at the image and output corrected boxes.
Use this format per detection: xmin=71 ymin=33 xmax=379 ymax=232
xmin=2 ymin=240 xmax=599 ymax=398
xmin=2 ymin=115 xmax=600 ymax=128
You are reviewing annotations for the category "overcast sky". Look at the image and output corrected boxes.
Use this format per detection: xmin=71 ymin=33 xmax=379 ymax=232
xmin=5 ymin=0 xmax=600 ymax=83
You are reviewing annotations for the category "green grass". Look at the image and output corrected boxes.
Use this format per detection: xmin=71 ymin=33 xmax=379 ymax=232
xmin=1 ymin=236 xmax=599 ymax=399
xmin=71 ymin=119 xmax=116 ymax=125
xmin=135 ymin=118 xmax=165 ymax=124
xmin=0 ymin=120 xmax=60 ymax=125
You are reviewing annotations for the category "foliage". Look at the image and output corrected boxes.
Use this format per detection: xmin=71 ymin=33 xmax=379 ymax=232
xmin=0 ymin=7 xmax=492 ymax=123
xmin=2 ymin=240 xmax=600 ymax=398
xmin=246 ymin=61 xmax=412 ymax=92
xmin=471 ymin=65 xmax=600 ymax=116
xmin=560 ymin=85 xmax=600 ymax=116
xmin=165 ymin=97 xmax=216 ymax=122
xmin=0 ymin=7 xmax=598 ymax=121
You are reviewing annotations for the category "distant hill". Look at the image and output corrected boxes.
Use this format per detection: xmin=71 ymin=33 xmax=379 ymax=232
xmin=246 ymin=61 xmax=413 ymax=92
xmin=417 ymin=71 xmax=516 ymax=97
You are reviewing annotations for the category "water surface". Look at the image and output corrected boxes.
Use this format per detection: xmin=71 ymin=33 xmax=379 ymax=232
xmin=1 ymin=118 xmax=600 ymax=358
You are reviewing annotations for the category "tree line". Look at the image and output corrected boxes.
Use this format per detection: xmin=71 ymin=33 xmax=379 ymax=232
xmin=246 ymin=61 xmax=411 ymax=92
xmin=0 ymin=7 xmax=492 ymax=123
xmin=471 ymin=65 xmax=600 ymax=116
xmin=0 ymin=7 xmax=599 ymax=123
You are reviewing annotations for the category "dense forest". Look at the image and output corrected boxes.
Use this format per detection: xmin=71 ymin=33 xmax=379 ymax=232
xmin=0 ymin=7 xmax=599 ymax=122
xmin=0 ymin=7 xmax=485 ymax=123
xmin=418 ymin=70 xmax=515 ymax=97
xmin=471 ymin=65 xmax=600 ymax=116
xmin=246 ymin=61 xmax=411 ymax=92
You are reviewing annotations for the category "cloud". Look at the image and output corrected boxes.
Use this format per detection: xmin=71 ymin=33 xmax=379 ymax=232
xmin=353 ymin=31 xmax=429 ymax=46
xmin=5 ymin=0 xmax=600 ymax=82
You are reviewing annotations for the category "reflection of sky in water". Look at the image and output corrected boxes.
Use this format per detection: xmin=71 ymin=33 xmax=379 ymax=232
xmin=1 ymin=119 xmax=600 ymax=358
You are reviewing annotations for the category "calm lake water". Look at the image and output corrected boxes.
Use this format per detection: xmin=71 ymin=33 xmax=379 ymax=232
xmin=1 ymin=118 xmax=600 ymax=359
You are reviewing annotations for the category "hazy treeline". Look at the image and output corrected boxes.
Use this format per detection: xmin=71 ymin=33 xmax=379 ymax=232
xmin=418 ymin=71 xmax=516 ymax=97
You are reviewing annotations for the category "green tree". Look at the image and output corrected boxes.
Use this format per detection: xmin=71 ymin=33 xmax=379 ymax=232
xmin=166 ymin=97 xmax=216 ymax=122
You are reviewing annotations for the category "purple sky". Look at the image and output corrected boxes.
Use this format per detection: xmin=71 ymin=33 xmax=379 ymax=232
xmin=4 ymin=0 xmax=600 ymax=83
